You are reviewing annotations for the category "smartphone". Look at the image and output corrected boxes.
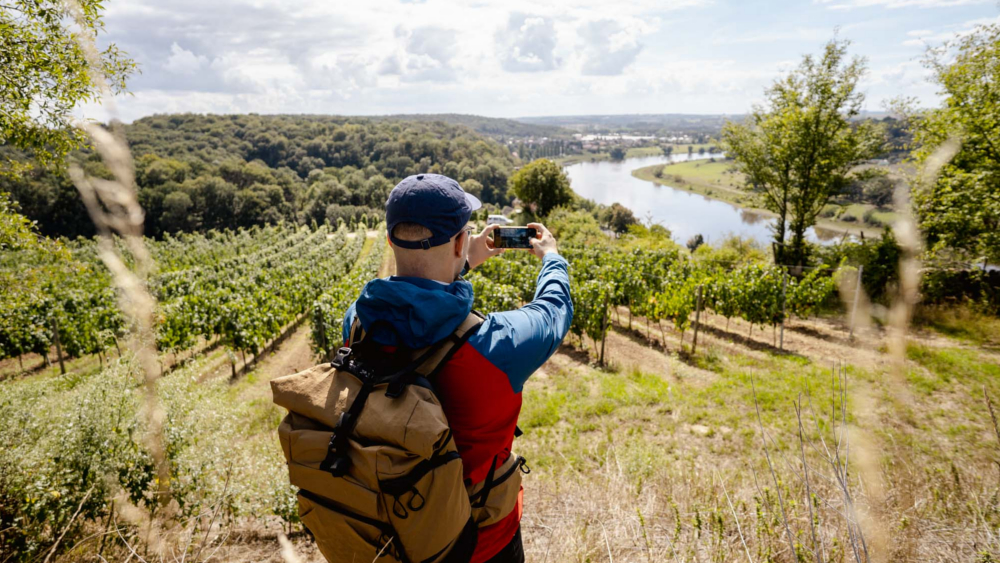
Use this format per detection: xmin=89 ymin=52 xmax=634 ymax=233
xmin=492 ymin=227 xmax=537 ymax=249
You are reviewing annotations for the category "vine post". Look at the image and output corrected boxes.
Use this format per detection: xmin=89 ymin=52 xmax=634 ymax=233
xmin=849 ymin=265 xmax=864 ymax=339
xmin=692 ymin=284 xmax=703 ymax=355
xmin=599 ymin=288 xmax=609 ymax=367
xmin=779 ymin=271 xmax=787 ymax=351
xmin=50 ymin=316 xmax=66 ymax=375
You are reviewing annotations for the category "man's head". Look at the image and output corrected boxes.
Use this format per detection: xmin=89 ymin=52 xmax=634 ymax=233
xmin=385 ymin=174 xmax=481 ymax=282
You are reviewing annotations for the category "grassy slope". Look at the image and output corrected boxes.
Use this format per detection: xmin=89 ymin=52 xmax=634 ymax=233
xmin=517 ymin=305 xmax=1000 ymax=562
xmin=634 ymin=160 xmax=888 ymax=239
xmin=7 ymin=235 xmax=1000 ymax=561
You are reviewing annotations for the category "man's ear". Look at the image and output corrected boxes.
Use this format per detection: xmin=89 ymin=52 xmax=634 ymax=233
xmin=453 ymin=231 xmax=466 ymax=257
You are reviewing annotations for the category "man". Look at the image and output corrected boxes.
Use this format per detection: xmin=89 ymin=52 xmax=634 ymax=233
xmin=342 ymin=173 xmax=573 ymax=563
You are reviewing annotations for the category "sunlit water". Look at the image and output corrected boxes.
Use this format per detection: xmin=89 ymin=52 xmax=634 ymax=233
xmin=563 ymin=154 xmax=845 ymax=247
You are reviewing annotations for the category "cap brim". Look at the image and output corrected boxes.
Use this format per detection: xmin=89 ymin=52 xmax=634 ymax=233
xmin=464 ymin=192 xmax=482 ymax=212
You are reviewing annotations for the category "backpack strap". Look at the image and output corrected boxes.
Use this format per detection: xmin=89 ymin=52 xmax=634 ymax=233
xmin=384 ymin=311 xmax=485 ymax=398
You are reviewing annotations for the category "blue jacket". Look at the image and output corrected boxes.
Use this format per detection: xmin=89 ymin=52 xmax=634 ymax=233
xmin=342 ymin=252 xmax=574 ymax=394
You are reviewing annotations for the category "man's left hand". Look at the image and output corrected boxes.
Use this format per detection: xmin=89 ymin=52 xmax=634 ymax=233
xmin=467 ymin=224 xmax=504 ymax=270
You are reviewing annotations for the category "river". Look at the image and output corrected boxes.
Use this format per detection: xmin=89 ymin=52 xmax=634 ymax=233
xmin=563 ymin=154 xmax=844 ymax=247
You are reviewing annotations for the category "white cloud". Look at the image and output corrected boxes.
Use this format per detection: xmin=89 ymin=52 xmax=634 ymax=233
xmin=80 ymin=0 xmax=991 ymax=121
xmin=817 ymin=0 xmax=991 ymax=9
xmin=902 ymin=16 xmax=1000 ymax=46
xmin=163 ymin=43 xmax=208 ymax=75
xmin=578 ymin=18 xmax=651 ymax=76
xmin=497 ymin=14 xmax=560 ymax=72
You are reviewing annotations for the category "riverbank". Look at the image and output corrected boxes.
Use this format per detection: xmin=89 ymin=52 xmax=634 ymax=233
xmin=633 ymin=161 xmax=888 ymax=240
xmin=553 ymin=144 xmax=720 ymax=167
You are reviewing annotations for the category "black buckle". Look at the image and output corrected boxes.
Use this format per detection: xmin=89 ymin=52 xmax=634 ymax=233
xmin=385 ymin=378 xmax=407 ymax=399
xmin=330 ymin=456 xmax=350 ymax=477
xmin=331 ymin=347 xmax=351 ymax=368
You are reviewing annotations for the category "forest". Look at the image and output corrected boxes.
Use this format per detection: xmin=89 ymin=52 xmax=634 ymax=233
xmin=1 ymin=114 xmax=518 ymax=239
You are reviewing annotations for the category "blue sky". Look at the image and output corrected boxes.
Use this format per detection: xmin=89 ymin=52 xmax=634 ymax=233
xmin=90 ymin=0 xmax=999 ymax=122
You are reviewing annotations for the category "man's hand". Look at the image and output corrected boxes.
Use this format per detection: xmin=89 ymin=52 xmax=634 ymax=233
xmin=527 ymin=223 xmax=558 ymax=259
xmin=467 ymin=224 xmax=504 ymax=270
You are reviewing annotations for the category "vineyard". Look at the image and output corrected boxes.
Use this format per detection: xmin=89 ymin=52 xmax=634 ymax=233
xmin=0 ymin=224 xmax=368 ymax=376
xmin=3 ymin=225 xmax=1000 ymax=563
xmin=468 ymin=245 xmax=839 ymax=363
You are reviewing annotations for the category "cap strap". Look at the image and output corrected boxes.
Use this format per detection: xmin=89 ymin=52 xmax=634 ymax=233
xmin=389 ymin=232 xmax=456 ymax=250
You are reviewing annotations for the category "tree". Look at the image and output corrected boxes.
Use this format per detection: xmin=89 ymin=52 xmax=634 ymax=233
xmin=722 ymin=39 xmax=882 ymax=266
xmin=609 ymin=147 xmax=626 ymax=160
xmin=662 ymin=146 xmax=674 ymax=157
xmin=508 ymin=158 xmax=572 ymax=217
xmin=0 ymin=191 xmax=36 ymax=250
xmin=600 ymin=202 xmax=638 ymax=234
xmin=908 ymin=24 xmax=1000 ymax=266
xmin=0 ymin=0 xmax=136 ymax=174
xmin=686 ymin=233 xmax=704 ymax=252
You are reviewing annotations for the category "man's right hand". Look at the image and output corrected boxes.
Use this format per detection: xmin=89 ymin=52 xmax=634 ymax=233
xmin=527 ymin=223 xmax=557 ymax=259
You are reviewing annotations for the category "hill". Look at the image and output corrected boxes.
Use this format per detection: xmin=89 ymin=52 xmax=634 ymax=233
xmin=371 ymin=113 xmax=573 ymax=139
xmin=1 ymin=114 xmax=518 ymax=239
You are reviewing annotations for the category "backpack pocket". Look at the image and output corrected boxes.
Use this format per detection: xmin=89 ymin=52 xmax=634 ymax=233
xmin=298 ymin=490 xmax=404 ymax=562
xmin=376 ymin=442 xmax=474 ymax=563
xmin=467 ymin=453 xmax=528 ymax=527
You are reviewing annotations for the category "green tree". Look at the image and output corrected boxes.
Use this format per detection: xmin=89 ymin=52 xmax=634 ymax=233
xmin=609 ymin=146 xmax=626 ymax=160
xmin=907 ymin=24 xmax=1000 ymax=265
xmin=1 ymin=0 xmax=136 ymax=174
xmin=723 ymin=39 xmax=882 ymax=266
xmin=0 ymin=191 xmax=36 ymax=250
xmin=600 ymin=202 xmax=638 ymax=234
xmin=508 ymin=158 xmax=572 ymax=216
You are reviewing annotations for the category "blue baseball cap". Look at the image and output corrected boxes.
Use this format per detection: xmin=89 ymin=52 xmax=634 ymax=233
xmin=385 ymin=174 xmax=482 ymax=250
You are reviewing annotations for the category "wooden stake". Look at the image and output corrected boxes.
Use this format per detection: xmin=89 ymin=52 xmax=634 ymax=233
xmin=600 ymin=290 xmax=609 ymax=367
xmin=51 ymin=317 xmax=66 ymax=375
xmin=849 ymin=265 xmax=864 ymax=339
xmin=692 ymin=285 xmax=703 ymax=355
xmin=780 ymin=271 xmax=788 ymax=351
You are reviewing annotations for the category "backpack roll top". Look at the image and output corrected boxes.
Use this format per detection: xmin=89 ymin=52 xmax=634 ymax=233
xmin=271 ymin=312 xmax=485 ymax=563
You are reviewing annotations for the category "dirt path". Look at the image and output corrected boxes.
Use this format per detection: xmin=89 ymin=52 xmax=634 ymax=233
xmin=237 ymin=325 xmax=315 ymax=402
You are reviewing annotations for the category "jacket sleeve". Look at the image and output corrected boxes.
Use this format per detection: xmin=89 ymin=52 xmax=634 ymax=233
xmin=341 ymin=302 xmax=357 ymax=344
xmin=469 ymin=253 xmax=574 ymax=393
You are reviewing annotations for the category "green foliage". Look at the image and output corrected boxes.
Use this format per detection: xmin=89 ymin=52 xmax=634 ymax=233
xmin=599 ymin=202 xmax=638 ymax=234
xmin=0 ymin=361 xmax=152 ymax=561
xmin=547 ymin=207 xmax=607 ymax=247
xmin=3 ymin=115 xmax=517 ymax=238
xmin=609 ymin=147 xmax=626 ymax=160
xmin=908 ymin=24 xmax=1000 ymax=265
xmin=310 ymin=231 xmax=387 ymax=358
xmin=469 ymin=238 xmax=834 ymax=355
xmin=723 ymin=39 xmax=883 ymax=266
xmin=0 ymin=224 xmax=365 ymax=364
xmin=814 ymin=229 xmax=902 ymax=303
xmin=0 ymin=0 xmax=136 ymax=174
xmin=508 ymin=158 xmax=573 ymax=217
xmin=0 ymin=192 xmax=36 ymax=251
xmin=693 ymin=235 xmax=768 ymax=271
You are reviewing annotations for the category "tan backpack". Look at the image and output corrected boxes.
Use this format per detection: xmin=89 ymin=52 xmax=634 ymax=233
xmin=271 ymin=311 xmax=527 ymax=563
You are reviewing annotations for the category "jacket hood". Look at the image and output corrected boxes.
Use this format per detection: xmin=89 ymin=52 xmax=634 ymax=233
xmin=354 ymin=276 xmax=474 ymax=348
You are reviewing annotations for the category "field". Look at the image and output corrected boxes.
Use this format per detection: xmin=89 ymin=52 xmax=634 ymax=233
xmin=633 ymin=161 xmax=890 ymax=239
xmin=3 ymin=227 xmax=999 ymax=562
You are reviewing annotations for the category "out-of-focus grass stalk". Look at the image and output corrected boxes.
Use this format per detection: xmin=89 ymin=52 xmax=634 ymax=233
xmin=61 ymin=0 xmax=175 ymax=553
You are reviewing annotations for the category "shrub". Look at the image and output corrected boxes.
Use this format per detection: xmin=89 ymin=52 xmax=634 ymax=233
xmin=841 ymin=213 xmax=857 ymax=222
xmin=814 ymin=229 xmax=901 ymax=304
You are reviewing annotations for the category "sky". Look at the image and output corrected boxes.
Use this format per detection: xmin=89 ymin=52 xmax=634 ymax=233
xmin=89 ymin=0 xmax=1000 ymax=122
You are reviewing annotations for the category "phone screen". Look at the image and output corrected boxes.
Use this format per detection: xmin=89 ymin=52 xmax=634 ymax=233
xmin=492 ymin=227 xmax=537 ymax=249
